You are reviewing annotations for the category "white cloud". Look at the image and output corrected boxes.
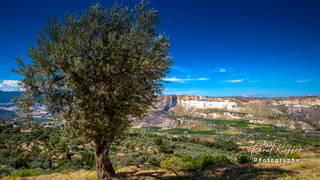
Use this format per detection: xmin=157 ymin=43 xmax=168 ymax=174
xmin=0 ymin=80 xmax=21 ymax=91
xmin=164 ymin=77 xmax=209 ymax=83
xmin=296 ymin=79 xmax=312 ymax=83
xmin=224 ymin=79 xmax=244 ymax=83
xmin=218 ymin=68 xmax=226 ymax=73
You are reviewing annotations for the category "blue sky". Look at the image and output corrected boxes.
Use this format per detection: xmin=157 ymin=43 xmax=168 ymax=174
xmin=1 ymin=0 xmax=319 ymax=97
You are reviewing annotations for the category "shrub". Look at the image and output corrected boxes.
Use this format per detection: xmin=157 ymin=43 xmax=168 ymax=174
xmin=286 ymin=152 xmax=300 ymax=159
xmin=170 ymin=137 xmax=178 ymax=141
xmin=131 ymin=152 xmax=149 ymax=165
xmin=0 ymin=165 xmax=14 ymax=177
xmin=194 ymin=155 xmax=215 ymax=168
xmin=160 ymin=156 xmax=194 ymax=171
xmin=237 ymin=153 xmax=252 ymax=164
xmin=153 ymin=137 xmax=163 ymax=146
xmin=212 ymin=155 xmax=232 ymax=165
xmin=58 ymin=159 xmax=72 ymax=167
xmin=13 ymin=156 xmax=29 ymax=169
xmin=148 ymin=157 xmax=160 ymax=167
xmin=212 ymin=139 xmax=239 ymax=151
xmin=81 ymin=151 xmax=95 ymax=168
xmin=128 ymin=144 xmax=135 ymax=151
xmin=110 ymin=146 xmax=118 ymax=152
xmin=158 ymin=145 xmax=174 ymax=154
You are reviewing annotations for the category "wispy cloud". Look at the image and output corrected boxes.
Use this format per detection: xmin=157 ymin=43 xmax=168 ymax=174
xmin=164 ymin=77 xmax=209 ymax=83
xmin=224 ymin=79 xmax=244 ymax=83
xmin=296 ymin=79 xmax=312 ymax=83
xmin=0 ymin=80 xmax=21 ymax=91
xmin=218 ymin=68 xmax=227 ymax=73
xmin=171 ymin=66 xmax=190 ymax=73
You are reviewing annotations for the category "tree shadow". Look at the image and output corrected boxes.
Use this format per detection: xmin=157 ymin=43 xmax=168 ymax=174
xmin=116 ymin=169 xmax=167 ymax=179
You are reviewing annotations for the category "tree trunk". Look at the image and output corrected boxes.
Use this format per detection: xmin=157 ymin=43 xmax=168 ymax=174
xmin=94 ymin=142 xmax=116 ymax=180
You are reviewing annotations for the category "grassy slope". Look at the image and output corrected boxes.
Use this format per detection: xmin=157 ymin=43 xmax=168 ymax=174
xmin=3 ymin=157 xmax=320 ymax=180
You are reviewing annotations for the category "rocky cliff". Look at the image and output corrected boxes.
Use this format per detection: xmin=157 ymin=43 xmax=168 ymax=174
xmin=140 ymin=95 xmax=320 ymax=131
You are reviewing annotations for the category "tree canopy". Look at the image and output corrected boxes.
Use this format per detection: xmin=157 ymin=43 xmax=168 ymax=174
xmin=14 ymin=1 xmax=172 ymax=179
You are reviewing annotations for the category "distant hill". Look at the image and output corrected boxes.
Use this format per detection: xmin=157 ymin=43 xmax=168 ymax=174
xmin=138 ymin=95 xmax=320 ymax=131
xmin=0 ymin=109 xmax=17 ymax=122
xmin=0 ymin=91 xmax=21 ymax=103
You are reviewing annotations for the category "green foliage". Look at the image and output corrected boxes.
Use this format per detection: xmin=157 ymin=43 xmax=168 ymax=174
xmin=0 ymin=166 xmax=15 ymax=177
xmin=211 ymin=154 xmax=233 ymax=165
xmin=160 ymin=153 xmax=233 ymax=171
xmin=2 ymin=120 xmax=319 ymax=177
xmin=193 ymin=154 xmax=233 ymax=167
xmin=58 ymin=159 xmax=72 ymax=167
xmin=286 ymin=152 xmax=300 ymax=159
xmin=153 ymin=137 xmax=163 ymax=145
xmin=158 ymin=145 xmax=174 ymax=154
xmin=14 ymin=0 xmax=172 ymax=145
xmin=237 ymin=153 xmax=252 ymax=164
xmin=14 ymin=1 xmax=171 ymax=177
xmin=147 ymin=157 xmax=161 ymax=167
xmin=254 ymin=126 xmax=276 ymax=132
xmin=59 ymin=169 xmax=73 ymax=174
xmin=194 ymin=154 xmax=215 ymax=168
xmin=212 ymin=139 xmax=240 ymax=151
xmin=81 ymin=150 xmax=96 ymax=168
xmin=128 ymin=144 xmax=136 ymax=151
xmin=160 ymin=156 xmax=194 ymax=171
xmin=11 ymin=168 xmax=42 ymax=177
xmin=30 ymin=154 xmax=52 ymax=169
xmin=164 ymin=128 xmax=189 ymax=135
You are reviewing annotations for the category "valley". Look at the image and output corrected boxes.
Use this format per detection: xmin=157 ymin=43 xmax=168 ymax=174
xmin=1 ymin=92 xmax=320 ymax=179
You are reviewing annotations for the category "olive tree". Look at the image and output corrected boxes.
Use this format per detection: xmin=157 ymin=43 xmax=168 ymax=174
xmin=14 ymin=1 xmax=172 ymax=179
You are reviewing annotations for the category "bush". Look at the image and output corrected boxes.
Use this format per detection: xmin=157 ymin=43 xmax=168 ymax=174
xmin=81 ymin=151 xmax=95 ymax=168
xmin=0 ymin=165 xmax=14 ymax=177
xmin=158 ymin=145 xmax=174 ymax=154
xmin=170 ymin=137 xmax=178 ymax=141
xmin=153 ymin=137 xmax=163 ymax=146
xmin=29 ymin=153 xmax=52 ymax=169
xmin=286 ymin=152 xmax=300 ymax=159
xmin=237 ymin=153 xmax=252 ymax=164
xmin=212 ymin=154 xmax=232 ymax=165
xmin=132 ymin=152 xmax=149 ymax=165
xmin=58 ymin=159 xmax=72 ymax=167
xmin=160 ymin=156 xmax=194 ymax=171
xmin=128 ymin=144 xmax=135 ymax=151
xmin=13 ymin=156 xmax=29 ymax=169
xmin=194 ymin=155 xmax=215 ymax=168
xmin=213 ymin=139 xmax=239 ymax=151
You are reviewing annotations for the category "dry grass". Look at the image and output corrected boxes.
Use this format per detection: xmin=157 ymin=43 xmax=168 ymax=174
xmin=2 ymin=157 xmax=320 ymax=180
xmin=2 ymin=170 xmax=96 ymax=180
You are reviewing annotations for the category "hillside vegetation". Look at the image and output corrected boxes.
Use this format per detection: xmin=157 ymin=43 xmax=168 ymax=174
xmin=1 ymin=118 xmax=320 ymax=179
xmin=1 ymin=93 xmax=320 ymax=179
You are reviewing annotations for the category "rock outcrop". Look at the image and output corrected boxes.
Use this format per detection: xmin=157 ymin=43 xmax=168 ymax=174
xmin=139 ymin=95 xmax=320 ymax=131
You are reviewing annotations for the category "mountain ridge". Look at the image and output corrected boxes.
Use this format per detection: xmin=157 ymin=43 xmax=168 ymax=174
xmin=1 ymin=91 xmax=319 ymax=130
xmin=138 ymin=95 xmax=320 ymax=131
